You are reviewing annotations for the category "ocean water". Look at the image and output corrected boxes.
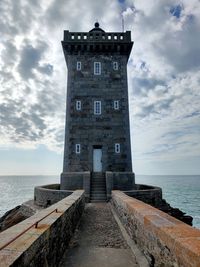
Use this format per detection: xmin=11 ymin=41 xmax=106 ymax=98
xmin=0 ymin=175 xmax=199 ymax=228
xmin=136 ymin=175 xmax=200 ymax=229
xmin=0 ymin=175 xmax=59 ymax=217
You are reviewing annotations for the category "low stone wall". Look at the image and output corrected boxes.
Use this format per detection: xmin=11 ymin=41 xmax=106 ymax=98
xmin=111 ymin=191 xmax=200 ymax=267
xmin=0 ymin=190 xmax=85 ymax=267
xmin=60 ymin=172 xmax=90 ymax=201
xmin=106 ymin=171 xmax=135 ymax=199
xmin=124 ymin=184 xmax=163 ymax=207
xmin=34 ymin=183 xmax=73 ymax=207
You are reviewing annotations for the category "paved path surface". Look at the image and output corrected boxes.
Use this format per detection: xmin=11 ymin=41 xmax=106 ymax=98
xmin=59 ymin=203 xmax=139 ymax=267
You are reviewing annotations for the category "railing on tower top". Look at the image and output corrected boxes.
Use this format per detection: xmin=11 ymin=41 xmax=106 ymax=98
xmin=63 ymin=31 xmax=131 ymax=42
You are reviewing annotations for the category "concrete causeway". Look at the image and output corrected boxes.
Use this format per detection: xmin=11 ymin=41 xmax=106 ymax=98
xmin=0 ymin=191 xmax=200 ymax=266
xmin=59 ymin=203 xmax=139 ymax=267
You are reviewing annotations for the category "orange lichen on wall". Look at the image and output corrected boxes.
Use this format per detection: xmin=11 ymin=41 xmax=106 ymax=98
xmin=112 ymin=190 xmax=200 ymax=267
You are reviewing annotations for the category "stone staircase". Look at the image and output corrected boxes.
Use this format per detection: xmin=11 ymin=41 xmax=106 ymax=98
xmin=90 ymin=172 xmax=107 ymax=202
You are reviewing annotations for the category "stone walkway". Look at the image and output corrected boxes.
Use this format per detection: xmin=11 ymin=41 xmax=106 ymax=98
xmin=59 ymin=203 xmax=139 ymax=267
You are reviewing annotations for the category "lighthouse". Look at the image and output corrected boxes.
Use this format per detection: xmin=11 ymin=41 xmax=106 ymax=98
xmin=61 ymin=23 xmax=135 ymax=201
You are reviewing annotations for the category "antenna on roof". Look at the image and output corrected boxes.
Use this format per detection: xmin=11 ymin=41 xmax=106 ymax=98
xmin=121 ymin=14 xmax=124 ymax=32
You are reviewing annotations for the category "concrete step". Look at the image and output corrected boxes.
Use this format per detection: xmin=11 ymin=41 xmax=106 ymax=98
xmin=90 ymin=172 xmax=106 ymax=202
xmin=91 ymin=183 xmax=106 ymax=187
xmin=90 ymin=197 xmax=107 ymax=201
xmin=91 ymin=180 xmax=105 ymax=182
xmin=90 ymin=193 xmax=106 ymax=198
xmin=90 ymin=192 xmax=106 ymax=197
xmin=92 ymin=173 xmax=105 ymax=176
xmin=90 ymin=190 xmax=106 ymax=193
xmin=91 ymin=179 xmax=105 ymax=182
xmin=90 ymin=193 xmax=107 ymax=197
xmin=91 ymin=180 xmax=106 ymax=183
xmin=91 ymin=182 xmax=106 ymax=185
xmin=90 ymin=199 xmax=107 ymax=203
xmin=91 ymin=188 xmax=106 ymax=191
xmin=92 ymin=175 xmax=105 ymax=179
xmin=91 ymin=189 xmax=106 ymax=193
xmin=91 ymin=186 xmax=106 ymax=190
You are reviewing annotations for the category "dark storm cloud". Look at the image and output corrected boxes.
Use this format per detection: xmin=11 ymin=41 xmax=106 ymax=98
xmin=144 ymin=141 xmax=188 ymax=155
xmin=156 ymin=98 xmax=174 ymax=110
xmin=155 ymin=15 xmax=200 ymax=73
xmin=137 ymin=104 xmax=157 ymax=118
xmin=18 ymin=41 xmax=53 ymax=79
xmin=18 ymin=44 xmax=40 ymax=79
xmin=11 ymin=0 xmax=41 ymax=34
xmin=44 ymin=0 xmax=83 ymax=30
xmin=45 ymin=0 xmax=108 ymax=31
xmin=184 ymin=111 xmax=200 ymax=119
xmin=161 ymin=130 xmax=185 ymax=140
xmin=0 ymin=74 xmax=64 ymax=144
xmin=35 ymin=84 xmax=64 ymax=115
xmin=0 ymin=0 xmax=41 ymax=37
xmin=135 ymin=97 xmax=174 ymax=118
xmin=133 ymin=77 xmax=166 ymax=95
xmin=38 ymin=64 xmax=54 ymax=75
xmin=0 ymin=100 xmax=45 ymax=142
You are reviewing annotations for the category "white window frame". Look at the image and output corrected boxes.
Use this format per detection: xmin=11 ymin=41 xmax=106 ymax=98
xmin=113 ymin=62 xmax=118 ymax=70
xmin=75 ymin=144 xmax=81 ymax=154
xmin=114 ymin=100 xmax=119 ymax=110
xmin=115 ymin=143 xmax=120 ymax=154
xmin=94 ymin=101 xmax=101 ymax=115
xmin=76 ymin=100 xmax=81 ymax=111
xmin=77 ymin=61 xmax=81 ymax=71
xmin=94 ymin=62 xmax=101 ymax=75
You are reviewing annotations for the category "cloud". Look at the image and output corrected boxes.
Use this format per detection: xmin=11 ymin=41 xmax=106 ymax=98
xmin=0 ymin=0 xmax=199 ymax=174
xmin=18 ymin=41 xmax=48 ymax=79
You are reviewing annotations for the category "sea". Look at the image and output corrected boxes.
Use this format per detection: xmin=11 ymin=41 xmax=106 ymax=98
xmin=0 ymin=175 xmax=199 ymax=229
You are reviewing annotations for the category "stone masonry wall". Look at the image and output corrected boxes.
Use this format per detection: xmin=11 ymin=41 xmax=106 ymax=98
xmin=62 ymin=46 xmax=132 ymax=173
xmin=0 ymin=190 xmax=85 ymax=267
xmin=34 ymin=184 xmax=73 ymax=207
xmin=61 ymin=27 xmax=134 ymax=189
xmin=111 ymin=191 xmax=200 ymax=267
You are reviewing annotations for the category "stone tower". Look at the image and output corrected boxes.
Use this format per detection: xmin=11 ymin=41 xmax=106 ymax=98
xmin=61 ymin=23 xmax=135 ymax=198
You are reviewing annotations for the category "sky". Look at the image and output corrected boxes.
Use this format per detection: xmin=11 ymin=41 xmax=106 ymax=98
xmin=0 ymin=0 xmax=199 ymax=175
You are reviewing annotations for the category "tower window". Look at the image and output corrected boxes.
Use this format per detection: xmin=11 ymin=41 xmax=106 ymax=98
xmin=115 ymin=143 xmax=120 ymax=154
xmin=114 ymin=100 xmax=119 ymax=110
xmin=75 ymin=144 xmax=81 ymax=154
xmin=77 ymin=61 xmax=81 ymax=71
xmin=113 ymin=62 xmax=118 ymax=70
xmin=94 ymin=62 xmax=101 ymax=75
xmin=76 ymin=100 xmax=81 ymax=111
xmin=94 ymin=101 xmax=101 ymax=115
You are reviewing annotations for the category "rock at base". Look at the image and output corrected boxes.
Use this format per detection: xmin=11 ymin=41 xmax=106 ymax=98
xmin=0 ymin=200 xmax=42 ymax=232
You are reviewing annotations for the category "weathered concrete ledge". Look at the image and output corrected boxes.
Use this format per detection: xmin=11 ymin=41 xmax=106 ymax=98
xmin=0 ymin=190 xmax=85 ymax=267
xmin=111 ymin=191 xmax=200 ymax=267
